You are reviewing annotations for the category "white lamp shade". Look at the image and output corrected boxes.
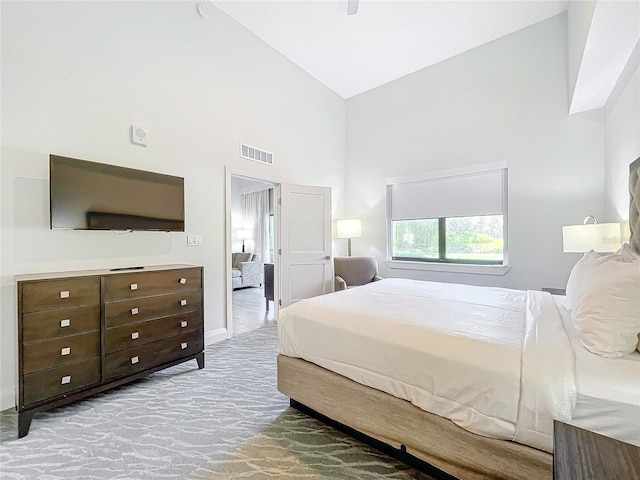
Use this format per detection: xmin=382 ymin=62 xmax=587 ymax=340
xmin=336 ymin=219 xmax=362 ymax=239
xmin=562 ymin=223 xmax=624 ymax=253
xmin=237 ymin=229 xmax=251 ymax=240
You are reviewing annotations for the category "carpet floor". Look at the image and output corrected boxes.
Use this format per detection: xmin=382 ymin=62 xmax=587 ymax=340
xmin=0 ymin=324 xmax=437 ymax=479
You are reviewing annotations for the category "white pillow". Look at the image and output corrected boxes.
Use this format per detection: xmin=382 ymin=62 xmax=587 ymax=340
xmin=616 ymin=243 xmax=640 ymax=261
xmin=563 ymin=250 xmax=601 ymax=312
xmin=571 ymin=254 xmax=640 ymax=358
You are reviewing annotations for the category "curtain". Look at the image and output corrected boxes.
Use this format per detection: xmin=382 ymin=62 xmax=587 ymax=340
xmin=242 ymin=189 xmax=270 ymax=263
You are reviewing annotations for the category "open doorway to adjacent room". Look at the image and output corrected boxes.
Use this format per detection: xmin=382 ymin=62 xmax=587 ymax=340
xmin=228 ymin=173 xmax=278 ymax=336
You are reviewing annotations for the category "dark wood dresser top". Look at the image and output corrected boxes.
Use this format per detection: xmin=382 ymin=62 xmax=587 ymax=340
xmin=554 ymin=421 xmax=640 ymax=479
xmin=15 ymin=264 xmax=198 ymax=282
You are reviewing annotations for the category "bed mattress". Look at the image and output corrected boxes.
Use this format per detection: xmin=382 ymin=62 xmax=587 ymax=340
xmin=278 ymin=278 xmax=576 ymax=452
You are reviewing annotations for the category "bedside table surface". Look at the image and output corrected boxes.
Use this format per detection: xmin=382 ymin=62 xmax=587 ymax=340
xmin=554 ymin=421 xmax=640 ymax=479
xmin=541 ymin=287 xmax=566 ymax=295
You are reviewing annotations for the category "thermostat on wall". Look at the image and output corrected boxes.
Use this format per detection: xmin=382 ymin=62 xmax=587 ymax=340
xmin=130 ymin=125 xmax=148 ymax=147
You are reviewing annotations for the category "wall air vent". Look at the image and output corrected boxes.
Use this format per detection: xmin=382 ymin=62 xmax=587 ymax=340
xmin=240 ymin=143 xmax=273 ymax=166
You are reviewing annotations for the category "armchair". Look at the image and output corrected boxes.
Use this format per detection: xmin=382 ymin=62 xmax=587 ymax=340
xmin=334 ymin=256 xmax=383 ymax=291
xmin=231 ymin=252 xmax=264 ymax=289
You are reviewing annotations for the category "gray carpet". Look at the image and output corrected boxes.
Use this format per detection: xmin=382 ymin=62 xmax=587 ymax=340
xmin=0 ymin=324 xmax=436 ymax=479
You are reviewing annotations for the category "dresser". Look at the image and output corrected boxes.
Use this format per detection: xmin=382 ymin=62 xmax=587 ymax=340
xmin=16 ymin=264 xmax=204 ymax=437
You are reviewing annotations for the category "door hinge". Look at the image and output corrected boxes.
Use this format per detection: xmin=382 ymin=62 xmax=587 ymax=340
xmin=278 ymin=248 xmax=282 ymax=255
xmin=278 ymin=198 xmax=282 ymax=205
xmin=278 ymin=299 xmax=282 ymax=306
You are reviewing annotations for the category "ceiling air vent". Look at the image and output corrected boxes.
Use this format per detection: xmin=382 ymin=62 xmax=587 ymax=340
xmin=240 ymin=143 xmax=273 ymax=166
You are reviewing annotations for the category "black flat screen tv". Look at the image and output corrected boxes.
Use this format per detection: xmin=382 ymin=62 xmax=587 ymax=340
xmin=50 ymin=155 xmax=185 ymax=231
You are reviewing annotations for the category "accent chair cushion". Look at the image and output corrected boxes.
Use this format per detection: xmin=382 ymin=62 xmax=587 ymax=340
xmin=233 ymin=252 xmax=252 ymax=269
xmin=334 ymin=256 xmax=380 ymax=287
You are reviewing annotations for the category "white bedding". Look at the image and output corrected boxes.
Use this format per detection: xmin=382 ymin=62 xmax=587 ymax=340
xmin=278 ymin=278 xmax=576 ymax=452
xmin=554 ymin=296 xmax=640 ymax=446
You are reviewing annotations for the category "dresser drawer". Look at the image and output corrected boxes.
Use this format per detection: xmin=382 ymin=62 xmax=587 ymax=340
xmin=104 ymin=329 xmax=203 ymax=380
xmin=103 ymin=268 xmax=202 ymax=301
xmin=104 ymin=290 xmax=202 ymax=328
xmin=105 ymin=311 xmax=203 ymax=353
xmin=22 ymin=305 xmax=100 ymax=343
xmin=22 ymin=357 xmax=101 ymax=406
xmin=23 ymin=331 xmax=100 ymax=374
xmin=21 ymin=277 xmax=100 ymax=313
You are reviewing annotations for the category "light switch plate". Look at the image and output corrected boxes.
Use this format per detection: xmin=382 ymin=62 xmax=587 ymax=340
xmin=187 ymin=235 xmax=203 ymax=246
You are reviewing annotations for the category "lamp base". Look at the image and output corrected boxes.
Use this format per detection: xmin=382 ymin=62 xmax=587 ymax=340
xmin=347 ymin=238 xmax=352 ymax=257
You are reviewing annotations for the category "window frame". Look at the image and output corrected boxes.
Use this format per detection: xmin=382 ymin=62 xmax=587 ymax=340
xmin=386 ymin=162 xmax=510 ymax=276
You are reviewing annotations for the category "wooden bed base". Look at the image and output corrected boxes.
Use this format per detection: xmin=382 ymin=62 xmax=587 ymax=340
xmin=288 ymin=399 xmax=458 ymax=480
xmin=277 ymin=354 xmax=552 ymax=480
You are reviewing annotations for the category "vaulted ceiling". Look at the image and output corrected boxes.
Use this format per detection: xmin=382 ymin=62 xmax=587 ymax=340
xmin=212 ymin=1 xmax=567 ymax=99
xmin=211 ymin=1 xmax=639 ymax=112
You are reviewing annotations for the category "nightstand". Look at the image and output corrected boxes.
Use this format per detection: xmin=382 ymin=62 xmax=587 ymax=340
xmin=553 ymin=421 xmax=640 ymax=479
xmin=542 ymin=287 xmax=566 ymax=295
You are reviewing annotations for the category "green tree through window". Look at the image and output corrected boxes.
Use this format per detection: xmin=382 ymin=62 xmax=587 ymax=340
xmin=393 ymin=215 xmax=503 ymax=264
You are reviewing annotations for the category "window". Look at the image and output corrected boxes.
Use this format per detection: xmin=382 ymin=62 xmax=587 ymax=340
xmin=268 ymin=213 xmax=275 ymax=263
xmin=387 ymin=163 xmax=508 ymax=271
xmin=392 ymin=215 xmax=504 ymax=264
xmin=267 ymin=188 xmax=275 ymax=263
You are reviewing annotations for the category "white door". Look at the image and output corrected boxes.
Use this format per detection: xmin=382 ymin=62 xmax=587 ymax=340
xmin=280 ymin=184 xmax=332 ymax=308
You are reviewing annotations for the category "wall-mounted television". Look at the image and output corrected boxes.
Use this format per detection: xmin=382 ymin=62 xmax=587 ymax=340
xmin=50 ymin=155 xmax=185 ymax=232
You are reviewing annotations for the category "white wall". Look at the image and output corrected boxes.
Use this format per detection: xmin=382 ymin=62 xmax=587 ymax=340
xmin=0 ymin=2 xmax=345 ymax=409
xmin=604 ymin=63 xmax=640 ymax=222
xmin=345 ymin=14 xmax=604 ymax=291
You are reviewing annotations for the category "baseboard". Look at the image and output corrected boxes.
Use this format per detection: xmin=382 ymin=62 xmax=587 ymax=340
xmin=205 ymin=328 xmax=228 ymax=346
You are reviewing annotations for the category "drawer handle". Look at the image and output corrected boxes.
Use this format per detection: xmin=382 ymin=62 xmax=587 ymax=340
xmin=179 ymin=278 xmax=187 ymax=284
xmin=130 ymin=283 xmax=138 ymax=291
xmin=61 ymin=347 xmax=71 ymax=356
xmin=60 ymin=290 xmax=70 ymax=299
xmin=60 ymin=319 xmax=70 ymax=328
xmin=181 ymin=320 xmax=188 ymax=328
xmin=131 ymin=356 xmax=139 ymax=365
xmin=61 ymin=375 xmax=71 ymax=385
xmin=180 ymin=299 xmax=187 ymax=306
xmin=131 ymin=307 xmax=139 ymax=315
xmin=131 ymin=331 xmax=139 ymax=340
xmin=181 ymin=342 xmax=187 ymax=349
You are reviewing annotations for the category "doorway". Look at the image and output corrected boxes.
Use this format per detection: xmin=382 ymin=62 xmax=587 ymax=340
xmin=226 ymin=171 xmax=279 ymax=337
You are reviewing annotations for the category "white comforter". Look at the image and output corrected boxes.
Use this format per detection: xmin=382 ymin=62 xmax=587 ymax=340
xmin=278 ymin=278 xmax=576 ymax=452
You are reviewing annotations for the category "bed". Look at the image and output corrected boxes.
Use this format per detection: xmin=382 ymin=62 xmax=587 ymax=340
xmin=277 ymin=158 xmax=640 ymax=480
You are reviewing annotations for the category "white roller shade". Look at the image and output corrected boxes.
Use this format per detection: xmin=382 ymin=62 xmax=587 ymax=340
xmin=391 ymin=169 xmax=506 ymax=220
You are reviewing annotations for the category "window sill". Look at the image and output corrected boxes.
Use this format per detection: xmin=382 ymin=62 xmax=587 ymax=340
xmin=386 ymin=260 xmax=511 ymax=276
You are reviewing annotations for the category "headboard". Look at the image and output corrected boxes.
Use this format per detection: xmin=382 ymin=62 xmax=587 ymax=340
xmin=630 ymin=157 xmax=640 ymax=252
